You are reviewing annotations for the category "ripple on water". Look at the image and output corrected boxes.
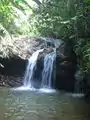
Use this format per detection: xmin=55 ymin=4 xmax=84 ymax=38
xmin=1 ymin=87 xmax=90 ymax=120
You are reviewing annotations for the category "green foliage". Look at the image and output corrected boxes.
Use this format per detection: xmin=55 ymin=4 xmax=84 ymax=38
xmin=74 ymin=39 xmax=90 ymax=71
xmin=0 ymin=0 xmax=32 ymax=35
xmin=29 ymin=0 xmax=90 ymax=72
xmin=0 ymin=0 xmax=31 ymax=58
xmin=29 ymin=0 xmax=76 ymax=37
xmin=73 ymin=0 xmax=90 ymax=72
xmin=0 ymin=0 xmax=90 ymax=73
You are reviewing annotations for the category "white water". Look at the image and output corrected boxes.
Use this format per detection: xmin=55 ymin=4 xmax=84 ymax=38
xmin=41 ymin=52 xmax=56 ymax=88
xmin=24 ymin=49 xmax=43 ymax=87
xmin=23 ymin=48 xmax=56 ymax=92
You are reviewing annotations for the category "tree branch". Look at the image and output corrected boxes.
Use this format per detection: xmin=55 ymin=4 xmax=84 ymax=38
xmin=33 ymin=0 xmax=42 ymax=6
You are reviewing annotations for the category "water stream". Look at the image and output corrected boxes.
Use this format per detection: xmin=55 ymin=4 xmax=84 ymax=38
xmin=23 ymin=49 xmax=56 ymax=90
xmin=41 ymin=52 xmax=56 ymax=88
xmin=24 ymin=49 xmax=43 ymax=88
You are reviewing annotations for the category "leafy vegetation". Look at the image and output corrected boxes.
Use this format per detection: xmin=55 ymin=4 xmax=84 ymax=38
xmin=0 ymin=0 xmax=90 ymax=73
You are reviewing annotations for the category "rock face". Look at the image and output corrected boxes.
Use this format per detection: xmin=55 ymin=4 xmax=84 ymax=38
xmin=55 ymin=43 xmax=77 ymax=92
xmin=0 ymin=56 xmax=27 ymax=76
xmin=82 ymin=72 xmax=90 ymax=98
xmin=13 ymin=36 xmax=62 ymax=59
xmin=0 ymin=36 xmax=77 ymax=92
xmin=74 ymin=70 xmax=90 ymax=98
xmin=74 ymin=70 xmax=85 ymax=93
xmin=0 ymin=55 xmax=28 ymax=87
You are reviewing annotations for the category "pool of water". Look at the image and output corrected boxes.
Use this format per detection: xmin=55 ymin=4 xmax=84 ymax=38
xmin=0 ymin=87 xmax=90 ymax=120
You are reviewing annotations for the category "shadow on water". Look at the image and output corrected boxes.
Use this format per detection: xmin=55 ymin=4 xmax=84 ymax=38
xmin=0 ymin=87 xmax=90 ymax=120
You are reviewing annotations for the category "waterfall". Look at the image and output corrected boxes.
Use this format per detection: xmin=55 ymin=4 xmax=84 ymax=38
xmin=24 ymin=49 xmax=43 ymax=88
xmin=23 ymin=49 xmax=56 ymax=90
xmin=41 ymin=51 xmax=56 ymax=88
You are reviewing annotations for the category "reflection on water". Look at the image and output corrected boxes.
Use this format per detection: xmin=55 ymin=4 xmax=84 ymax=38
xmin=0 ymin=87 xmax=90 ymax=120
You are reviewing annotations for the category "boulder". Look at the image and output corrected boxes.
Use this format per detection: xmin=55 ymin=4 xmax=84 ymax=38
xmin=55 ymin=42 xmax=77 ymax=92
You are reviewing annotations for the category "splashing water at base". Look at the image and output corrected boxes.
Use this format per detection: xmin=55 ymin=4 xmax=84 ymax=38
xmin=12 ymin=86 xmax=36 ymax=91
xmin=12 ymin=87 xmax=56 ymax=94
xmin=39 ymin=88 xmax=56 ymax=93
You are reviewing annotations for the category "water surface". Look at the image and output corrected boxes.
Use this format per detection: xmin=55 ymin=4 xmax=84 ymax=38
xmin=0 ymin=87 xmax=90 ymax=120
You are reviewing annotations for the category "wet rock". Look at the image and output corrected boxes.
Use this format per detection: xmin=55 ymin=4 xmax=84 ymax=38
xmin=0 ymin=75 xmax=23 ymax=87
xmin=55 ymin=43 xmax=77 ymax=92
xmin=83 ymin=72 xmax=90 ymax=98
xmin=74 ymin=70 xmax=85 ymax=93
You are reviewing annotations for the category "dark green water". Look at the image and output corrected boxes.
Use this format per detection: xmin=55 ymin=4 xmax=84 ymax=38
xmin=0 ymin=87 xmax=90 ymax=120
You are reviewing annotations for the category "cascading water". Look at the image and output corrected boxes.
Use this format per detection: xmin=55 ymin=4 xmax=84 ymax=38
xmin=23 ymin=48 xmax=56 ymax=92
xmin=41 ymin=51 xmax=56 ymax=88
xmin=24 ymin=49 xmax=43 ymax=88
